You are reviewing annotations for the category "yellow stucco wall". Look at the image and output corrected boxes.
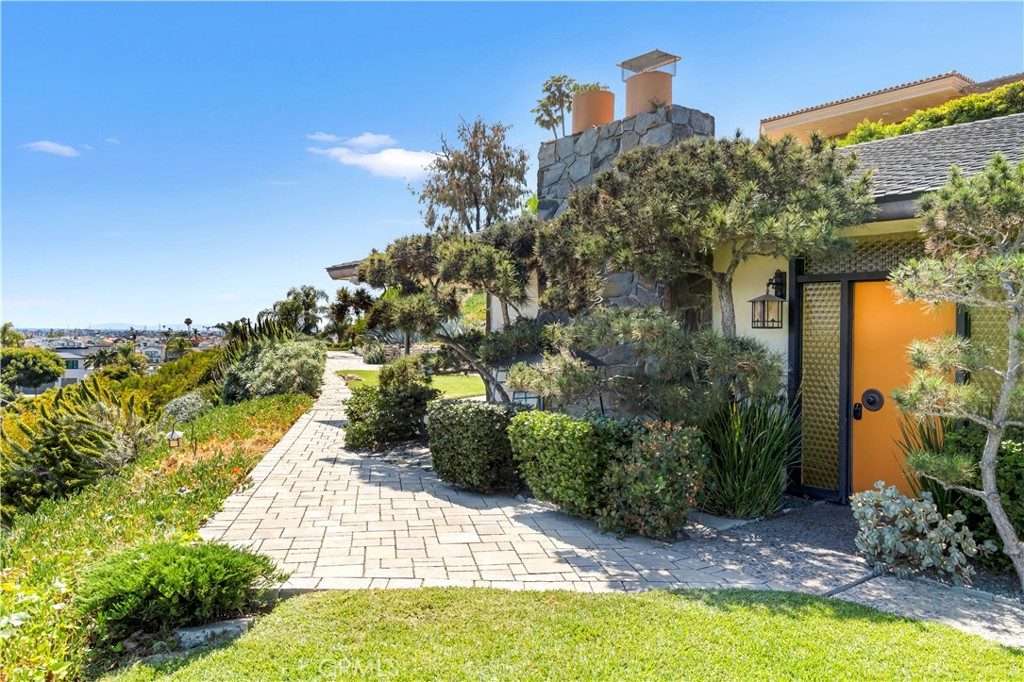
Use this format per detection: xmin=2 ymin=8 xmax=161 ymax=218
xmin=711 ymin=219 xmax=923 ymax=361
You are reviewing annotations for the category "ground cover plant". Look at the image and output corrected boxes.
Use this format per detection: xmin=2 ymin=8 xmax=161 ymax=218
xmin=0 ymin=394 xmax=310 ymax=682
xmin=99 ymin=588 xmax=1023 ymax=681
xmin=76 ymin=540 xmax=284 ymax=643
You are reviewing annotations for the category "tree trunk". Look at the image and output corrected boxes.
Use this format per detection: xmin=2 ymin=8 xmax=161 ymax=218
xmin=715 ymin=274 xmax=738 ymax=337
xmin=435 ymin=333 xmax=511 ymax=403
xmin=979 ymin=308 xmax=1024 ymax=591
xmin=499 ymin=299 xmax=510 ymax=328
xmin=404 ymin=332 xmax=412 ymax=356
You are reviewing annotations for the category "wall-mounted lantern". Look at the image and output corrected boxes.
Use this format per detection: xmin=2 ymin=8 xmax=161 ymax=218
xmin=749 ymin=270 xmax=787 ymax=329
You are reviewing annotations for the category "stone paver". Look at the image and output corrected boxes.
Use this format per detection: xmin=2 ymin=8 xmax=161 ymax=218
xmin=202 ymin=352 xmax=1024 ymax=648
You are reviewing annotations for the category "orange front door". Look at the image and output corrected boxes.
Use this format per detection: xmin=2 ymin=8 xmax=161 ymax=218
xmin=850 ymin=281 xmax=955 ymax=495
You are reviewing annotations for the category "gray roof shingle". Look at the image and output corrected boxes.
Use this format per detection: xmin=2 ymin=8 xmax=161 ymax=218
xmin=846 ymin=113 xmax=1024 ymax=199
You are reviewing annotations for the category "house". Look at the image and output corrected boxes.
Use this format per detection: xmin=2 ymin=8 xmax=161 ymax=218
xmin=35 ymin=343 xmax=109 ymax=390
xmin=759 ymin=70 xmax=1023 ymax=143
xmin=733 ymin=94 xmax=1024 ymax=502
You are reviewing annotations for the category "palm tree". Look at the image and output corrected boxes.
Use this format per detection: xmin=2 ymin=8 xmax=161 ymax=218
xmin=1 ymin=322 xmax=24 ymax=348
xmin=184 ymin=318 xmax=193 ymax=336
xmin=85 ymin=347 xmax=116 ymax=369
xmin=284 ymin=285 xmax=328 ymax=335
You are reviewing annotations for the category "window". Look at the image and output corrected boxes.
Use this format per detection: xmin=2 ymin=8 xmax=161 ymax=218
xmin=65 ymin=359 xmax=80 ymax=370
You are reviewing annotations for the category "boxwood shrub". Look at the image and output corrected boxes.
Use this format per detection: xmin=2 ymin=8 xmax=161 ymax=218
xmin=427 ymin=400 xmax=527 ymax=493
xmin=508 ymin=411 xmax=639 ymax=518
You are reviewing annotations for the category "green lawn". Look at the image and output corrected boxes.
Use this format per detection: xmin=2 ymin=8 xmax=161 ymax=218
xmin=340 ymin=369 xmax=485 ymax=399
xmin=102 ymin=588 xmax=1020 ymax=681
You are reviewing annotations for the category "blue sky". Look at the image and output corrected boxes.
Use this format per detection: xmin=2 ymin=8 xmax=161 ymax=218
xmin=3 ymin=2 xmax=1022 ymax=329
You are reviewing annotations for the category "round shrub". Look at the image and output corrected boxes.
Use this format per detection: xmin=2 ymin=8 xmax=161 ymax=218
xmin=427 ymin=400 xmax=527 ymax=493
xmin=75 ymin=540 xmax=285 ymax=641
xmin=508 ymin=411 xmax=638 ymax=518
xmin=344 ymin=358 xmax=440 ymax=450
xmin=598 ymin=422 xmax=708 ymax=541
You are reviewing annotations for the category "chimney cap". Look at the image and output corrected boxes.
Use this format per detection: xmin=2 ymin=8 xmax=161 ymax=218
xmin=617 ymin=49 xmax=681 ymax=74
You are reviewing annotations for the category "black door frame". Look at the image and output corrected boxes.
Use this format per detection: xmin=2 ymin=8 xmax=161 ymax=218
xmin=787 ymin=257 xmax=969 ymax=503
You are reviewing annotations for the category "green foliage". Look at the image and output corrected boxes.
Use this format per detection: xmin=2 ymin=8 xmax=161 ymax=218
xmin=508 ymin=309 xmax=786 ymax=423
xmin=890 ymin=153 xmax=1024 ymax=587
xmin=362 ymin=343 xmax=387 ymax=365
xmin=507 ymin=354 xmax=601 ymax=410
xmin=851 ymin=483 xmax=991 ymax=586
xmin=532 ymin=74 xmax=576 ymax=139
xmin=597 ymin=422 xmax=707 ymax=541
xmin=543 ymin=133 xmax=874 ymax=334
xmin=419 ymin=117 xmax=529 ymax=235
xmin=344 ymin=358 xmax=440 ymax=450
xmin=222 ymin=340 xmax=325 ymax=404
xmin=1 ymin=378 xmax=157 ymax=524
xmin=118 ymin=349 xmax=222 ymax=409
xmin=426 ymin=400 xmax=527 ymax=493
xmin=2 ymin=322 xmax=26 ymax=347
xmin=1 ymin=347 xmax=64 ymax=390
xmin=162 ymin=391 xmax=211 ymax=424
xmin=508 ymin=411 xmax=639 ymax=518
xmin=460 ymin=291 xmax=488 ymax=328
xmin=839 ymin=80 xmax=1024 ymax=146
xmin=0 ymin=394 xmax=309 ymax=680
xmin=904 ymin=419 xmax=1024 ymax=573
xmin=700 ymin=398 xmax=802 ymax=519
xmin=260 ymin=285 xmax=328 ymax=336
xmin=477 ymin=318 xmax=550 ymax=365
xmin=574 ymin=81 xmax=609 ymax=92
xmin=75 ymin=540 xmax=284 ymax=642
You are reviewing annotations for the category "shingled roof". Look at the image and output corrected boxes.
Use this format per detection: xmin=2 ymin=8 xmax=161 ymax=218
xmin=847 ymin=113 xmax=1024 ymax=200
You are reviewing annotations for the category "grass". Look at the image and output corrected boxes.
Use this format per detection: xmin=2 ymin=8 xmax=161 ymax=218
xmin=460 ymin=291 xmax=487 ymax=327
xmin=0 ymin=394 xmax=312 ymax=682
xmin=102 ymin=587 xmax=1021 ymax=681
xmin=339 ymin=369 xmax=485 ymax=399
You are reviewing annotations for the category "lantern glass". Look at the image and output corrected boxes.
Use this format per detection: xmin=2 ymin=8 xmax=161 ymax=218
xmin=165 ymin=430 xmax=183 ymax=449
xmin=748 ymin=270 xmax=787 ymax=330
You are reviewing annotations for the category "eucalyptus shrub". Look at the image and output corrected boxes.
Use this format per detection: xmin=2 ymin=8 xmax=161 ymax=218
xmin=851 ymin=483 xmax=992 ymax=586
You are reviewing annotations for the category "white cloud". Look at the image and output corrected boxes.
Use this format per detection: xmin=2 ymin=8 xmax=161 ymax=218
xmin=344 ymin=132 xmax=397 ymax=149
xmin=308 ymin=145 xmax=435 ymax=180
xmin=216 ymin=292 xmax=242 ymax=301
xmin=22 ymin=141 xmax=80 ymax=157
xmin=82 ymin=144 xmax=95 ymax=151
xmin=306 ymin=131 xmax=339 ymax=142
xmin=105 ymin=138 xmax=120 ymax=144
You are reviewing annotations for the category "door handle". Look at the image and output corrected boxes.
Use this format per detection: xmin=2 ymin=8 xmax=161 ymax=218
xmin=853 ymin=402 xmax=863 ymax=420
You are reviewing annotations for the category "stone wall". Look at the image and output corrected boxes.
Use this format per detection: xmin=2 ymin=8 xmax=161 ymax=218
xmin=536 ymin=104 xmax=715 ymax=220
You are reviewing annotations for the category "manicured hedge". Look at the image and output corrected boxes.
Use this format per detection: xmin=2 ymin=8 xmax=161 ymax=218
xmin=508 ymin=411 xmax=639 ymax=518
xmin=508 ymin=412 xmax=707 ymax=539
xmin=427 ymin=400 xmax=527 ymax=493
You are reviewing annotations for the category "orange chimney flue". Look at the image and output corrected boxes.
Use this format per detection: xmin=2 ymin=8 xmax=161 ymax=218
xmin=618 ymin=49 xmax=680 ymax=117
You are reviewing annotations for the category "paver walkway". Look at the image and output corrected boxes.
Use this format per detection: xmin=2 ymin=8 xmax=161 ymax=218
xmin=202 ymin=353 xmax=1024 ymax=648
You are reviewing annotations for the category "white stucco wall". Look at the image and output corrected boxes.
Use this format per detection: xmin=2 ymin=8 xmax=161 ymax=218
xmin=487 ymin=271 xmax=542 ymax=332
xmin=711 ymin=249 xmax=791 ymax=361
